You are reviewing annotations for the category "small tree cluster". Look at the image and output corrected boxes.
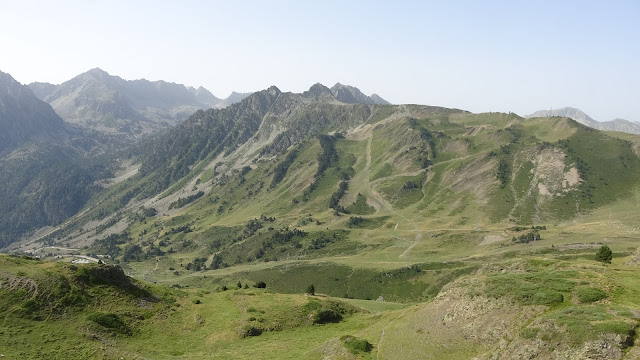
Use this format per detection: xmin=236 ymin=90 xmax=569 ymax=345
xmin=512 ymin=231 xmax=541 ymax=244
xmin=168 ymin=191 xmax=204 ymax=210
xmin=185 ymin=257 xmax=208 ymax=271
xmin=402 ymin=181 xmax=419 ymax=190
xmin=497 ymin=158 xmax=510 ymax=188
xmin=329 ymin=181 xmax=349 ymax=210
xmin=347 ymin=216 xmax=365 ymax=228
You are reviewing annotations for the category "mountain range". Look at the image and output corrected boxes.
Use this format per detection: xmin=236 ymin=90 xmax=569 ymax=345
xmin=28 ymin=68 xmax=252 ymax=137
xmin=0 ymin=71 xmax=116 ymax=248
xmin=526 ymin=107 xmax=640 ymax=135
xmin=0 ymin=68 xmax=392 ymax=249
xmin=2 ymin=68 xmax=640 ymax=359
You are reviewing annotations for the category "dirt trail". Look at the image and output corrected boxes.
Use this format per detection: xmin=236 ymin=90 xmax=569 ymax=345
xmin=369 ymin=169 xmax=426 ymax=187
xmin=377 ymin=306 xmax=413 ymax=359
xmin=361 ymin=131 xmax=394 ymax=213
xmin=399 ymin=229 xmax=423 ymax=258
xmin=350 ymin=115 xmax=424 ymax=259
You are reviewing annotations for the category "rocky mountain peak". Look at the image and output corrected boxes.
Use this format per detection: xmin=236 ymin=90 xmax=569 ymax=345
xmin=330 ymin=83 xmax=390 ymax=105
xmin=267 ymin=85 xmax=281 ymax=96
xmin=303 ymin=83 xmax=335 ymax=101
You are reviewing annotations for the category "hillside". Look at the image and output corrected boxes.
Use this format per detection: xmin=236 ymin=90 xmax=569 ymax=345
xmin=0 ymin=70 xmax=71 ymax=155
xmin=3 ymin=83 xmax=640 ymax=358
xmin=22 ymin=93 xmax=639 ymax=252
xmin=4 ymin=225 xmax=640 ymax=359
xmin=0 ymin=70 xmax=120 ymax=249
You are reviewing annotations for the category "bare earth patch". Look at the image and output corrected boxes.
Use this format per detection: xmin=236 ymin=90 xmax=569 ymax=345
xmin=480 ymin=234 xmax=505 ymax=246
xmin=441 ymin=157 xmax=497 ymax=205
xmin=562 ymin=167 xmax=580 ymax=189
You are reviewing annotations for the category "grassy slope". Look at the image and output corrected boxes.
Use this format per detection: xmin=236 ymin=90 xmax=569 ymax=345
xmin=9 ymin=109 xmax=640 ymax=358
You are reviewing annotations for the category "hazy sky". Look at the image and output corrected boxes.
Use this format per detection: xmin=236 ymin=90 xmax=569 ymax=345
xmin=1 ymin=0 xmax=638 ymax=121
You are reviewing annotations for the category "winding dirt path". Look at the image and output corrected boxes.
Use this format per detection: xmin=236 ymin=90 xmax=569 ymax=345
xmin=377 ymin=306 xmax=413 ymax=359
xmin=361 ymin=131 xmax=394 ymax=213
xmin=351 ymin=117 xmax=424 ymax=259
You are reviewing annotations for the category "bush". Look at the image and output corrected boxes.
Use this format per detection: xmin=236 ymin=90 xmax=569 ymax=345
xmin=306 ymin=284 xmax=315 ymax=296
xmin=254 ymin=281 xmax=267 ymax=289
xmin=314 ymin=309 xmax=342 ymax=324
xmin=402 ymin=181 xmax=419 ymax=190
xmin=341 ymin=335 xmax=373 ymax=354
xmin=347 ymin=216 xmax=365 ymax=228
xmin=238 ymin=325 xmax=262 ymax=338
xmin=576 ymin=287 xmax=607 ymax=303
xmin=524 ymin=291 xmax=564 ymax=306
xmin=87 ymin=312 xmax=129 ymax=333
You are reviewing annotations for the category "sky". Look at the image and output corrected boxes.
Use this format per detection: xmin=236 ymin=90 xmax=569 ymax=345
xmin=0 ymin=0 xmax=638 ymax=121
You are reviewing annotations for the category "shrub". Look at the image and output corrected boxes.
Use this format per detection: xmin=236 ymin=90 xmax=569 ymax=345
xmin=314 ymin=309 xmax=342 ymax=324
xmin=87 ymin=312 xmax=128 ymax=333
xmin=520 ymin=327 xmax=540 ymax=339
xmin=238 ymin=325 xmax=262 ymax=338
xmin=306 ymin=284 xmax=315 ymax=296
xmin=347 ymin=216 xmax=365 ymax=228
xmin=254 ymin=281 xmax=267 ymax=289
xmin=402 ymin=181 xmax=419 ymax=190
xmin=576 ymin=287 xmax=607 ymax=303
xmin=595 ymin=245 xmax=612 ymax=264
xmin=525 ymin=291 xmax=564 ymax=306
xmin=341 ymin=335 xmax=373 ymax=354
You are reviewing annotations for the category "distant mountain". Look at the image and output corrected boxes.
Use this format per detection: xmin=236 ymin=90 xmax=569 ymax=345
xmin=27 ymin=81 xmax=57 ymax=101
xmin=330 ymin=83 xmax=390 ymax=105
xmin=0 ymin=70 xmax=116 ymax=248
xmin=29 ymin=68 xmax=223 ymax=137
xmin=214 ymin=91 xmax=253 ymax=109
xmin=598 ymin=118 xmax=640 ymax=135
xmin=188 ymin=86 xmax=219 ymax=105
xmin=370 ymin=93 xmax=391 ymax=105
xmin=525 ymin=107 xmax=599 ymax=127
xmin=0 ymin=71 xmax=71 ymax=155
xmin=525 ymin=107 xmax=640 ymax=135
